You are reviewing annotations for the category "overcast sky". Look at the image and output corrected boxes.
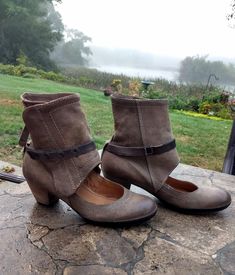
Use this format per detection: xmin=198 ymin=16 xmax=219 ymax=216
xmin=55 ymin=0 xmax=235 ymax=59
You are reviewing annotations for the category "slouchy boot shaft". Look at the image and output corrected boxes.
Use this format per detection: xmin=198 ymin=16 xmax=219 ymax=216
xmin=21 ymin=93 xmax=100 ymax=197
xmin=103 ymin=95 xmax=179 ymax=193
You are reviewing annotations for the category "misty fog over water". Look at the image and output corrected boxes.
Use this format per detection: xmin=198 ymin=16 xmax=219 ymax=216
xmin=53 ymin=0 xmax=235 ymax=90
xmin=88 ymin=46 xmax=180 ymax=81
xmin=91 ymin=65 xmax=179 ymax=81
xmin=91 ymin=65 xmax=235 ymax=91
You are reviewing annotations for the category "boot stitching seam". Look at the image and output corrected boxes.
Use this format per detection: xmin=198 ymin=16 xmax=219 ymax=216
xmin=49 ymin=103 xmax=100 ymax=189
xmin=49 ymin=111 xmax=79 ymax=188
xmin=50 ymin=101 xmax=97 ymax=168
xmin=38 ymin=109 xmax=66 ymax=195
xmin=136 ymin=100 xmax=155 ymax=192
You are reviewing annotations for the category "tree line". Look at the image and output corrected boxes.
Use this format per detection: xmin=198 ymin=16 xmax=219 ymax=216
xmin=179 ymin=56 xmax=235 ymax=86
xmin=0 ymin=0 xmax=91 ymax=70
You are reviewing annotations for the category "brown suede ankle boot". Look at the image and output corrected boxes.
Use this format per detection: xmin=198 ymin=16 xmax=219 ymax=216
xmin=19 ymin=93 xmax=157 ymax=225
xmin=101 ymin=94 xmax=232 ymax=213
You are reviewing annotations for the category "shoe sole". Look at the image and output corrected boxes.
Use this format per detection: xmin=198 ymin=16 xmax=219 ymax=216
xmin=37 ymin=199 xmax=157 ymax=227
xmin=158 ymin=198 xmax=232 ymax=214
xmin=82 ymin=208 xmax=157 ymax=227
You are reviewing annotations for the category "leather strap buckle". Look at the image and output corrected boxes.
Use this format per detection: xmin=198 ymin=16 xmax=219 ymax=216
xmin=144 ymin=146 xmax=154 ymax=156
xmin=106 ymin=139 xmax=176 ymax=157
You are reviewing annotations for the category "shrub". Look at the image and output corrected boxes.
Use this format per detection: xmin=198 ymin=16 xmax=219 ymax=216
xmin=0 ymin=63 xmax=65 ymax=82
xmin=199 ymin=101 xmax=212 ymax=114
xmin=217 ymin=108 xmax=231 ymax=119
xmin=189 ymin=98 xmax=201 ymax=112
xmin=199 ymin=101 xmax=231 ymax=118
xmin=41 ymin=71 xmax=65 ymax=82
xmin=78 ymin=76 xmax=95 ymax=88
xmin=0 ymin=63 xmax=232 ymax=120
xmin=169 ymin=96 xmax=188 ymax=110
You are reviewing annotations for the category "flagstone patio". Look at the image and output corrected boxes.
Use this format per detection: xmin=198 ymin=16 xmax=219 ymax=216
xmin=0 ymin=159 xmax=234 ymax=275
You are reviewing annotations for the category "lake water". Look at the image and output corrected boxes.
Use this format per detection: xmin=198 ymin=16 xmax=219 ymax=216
xmin=90 ymin=65 xmax=235 ymax=91
xmin=92 ymin=65 xmax=179 ymax=81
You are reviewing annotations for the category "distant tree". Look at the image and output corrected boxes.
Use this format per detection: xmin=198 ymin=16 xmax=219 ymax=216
xmin=179 ymin=56 xmax=235 ymax=85
xmin=0 ymin=0 xmax=63 ymax=70
xmin=51 ymin=28 xmax=92 ymax=67
xmin=179 ymin=56 xmax=209 ymax=84
xmin=227 ymin=0 xmax=235 ymax=21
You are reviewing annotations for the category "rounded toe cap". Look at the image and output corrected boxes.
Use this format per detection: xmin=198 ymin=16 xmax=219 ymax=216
xmin=196 ymin=186 xmax=232 ymax=211
xmin=124 ymin=192 xmax=157 ymax=221
xmin=211 ymin=187 xmax=231 ymax=209
xmin=71 ymin=189 xmax=157 ymax=224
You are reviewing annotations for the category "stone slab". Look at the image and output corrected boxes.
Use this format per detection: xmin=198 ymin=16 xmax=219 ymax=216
xmin=0 ymin=160 xmax=235 ymax=275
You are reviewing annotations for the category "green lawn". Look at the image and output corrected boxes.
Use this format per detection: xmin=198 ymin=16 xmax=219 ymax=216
xmin=0 ymin=73 xmax=232 ymax=171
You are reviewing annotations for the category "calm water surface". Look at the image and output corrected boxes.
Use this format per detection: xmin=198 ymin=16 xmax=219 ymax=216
xmin=92 ymin=65 xmax=179 ymax=81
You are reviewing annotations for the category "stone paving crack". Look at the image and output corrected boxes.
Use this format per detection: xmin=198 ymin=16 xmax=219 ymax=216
xmin=0 ymin=225 xmax=25 ymax=231
xmin=209 ymin=171 xmax=215 ymax=186
xmin=211 ymin=257 xmax=227 ymax=275
xmin=30 ymin=220 xmax=86 ymax=231
xmin=213 ymin=240 xmax=235 ymax=275
xmin=120 ymin=225 xmax=155 ymax=275
xmin=149 ymin=224 xmax=220 ymax=259
xmin=26 ymin=226 xmax=59 ymax=274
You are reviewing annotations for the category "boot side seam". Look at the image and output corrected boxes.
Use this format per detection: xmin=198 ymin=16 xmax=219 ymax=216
xmin=49 ymin=107 xmax=98 ymax=180
xmin=40 ymin=108 xmax=79 ymax=193
xmin=49 ymin=110 xmax=80 ymax=187
xmin=41 ymin=109 xmax=78 ymax=192
xmin=49 ymin=102 xmax=99 ymax=186
xmin=49 ymin=100 xmax=93 ymax=170
xmin=38 ymin=109 xmax=57 ymax=149
xmin=136 ymin=100 xmax=155 ymax=192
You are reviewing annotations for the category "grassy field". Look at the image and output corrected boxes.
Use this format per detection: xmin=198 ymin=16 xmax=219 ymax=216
xmin=0 ymin=73 xmax=232 ymax=171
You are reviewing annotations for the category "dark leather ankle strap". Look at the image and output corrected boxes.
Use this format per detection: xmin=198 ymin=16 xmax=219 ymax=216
xmin=19 ymin=126 xmax=30 ymax=147
xmin=26 ymin=141 xmax=96 ymax=160
xmin=105 ymin=139 xmax=176 ymax=157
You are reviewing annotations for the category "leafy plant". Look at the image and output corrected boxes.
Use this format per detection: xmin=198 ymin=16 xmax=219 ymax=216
xmin=128 ymin=80 xmax=141 ymax=96
xmin=111 ymin=79 xmax=122 ymax=93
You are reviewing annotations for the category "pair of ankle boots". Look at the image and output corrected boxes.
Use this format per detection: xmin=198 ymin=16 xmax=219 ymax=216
xmin=19 ymin=92 xmax=231 ymax=225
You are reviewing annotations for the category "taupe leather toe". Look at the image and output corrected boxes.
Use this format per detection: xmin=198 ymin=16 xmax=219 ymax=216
xmin=157 ymin=177 xmax=231 ymax=212
xmin=69 ymin=172 xmax=157 ymax=223
xmin=101 ymin=94 xmax=232 ymax=213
